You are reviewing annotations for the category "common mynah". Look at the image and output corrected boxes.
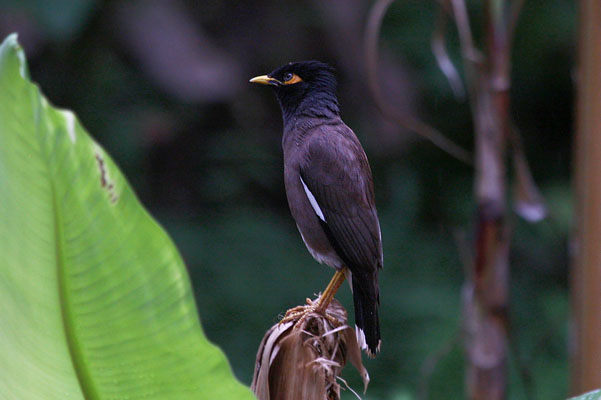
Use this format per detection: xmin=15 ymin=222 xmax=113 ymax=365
xmin=250 ymin=61 xmax=383 ymax=357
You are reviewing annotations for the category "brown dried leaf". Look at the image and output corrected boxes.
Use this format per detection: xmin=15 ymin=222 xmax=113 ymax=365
xmin=251 ymin=298 xmax=368 ymax=400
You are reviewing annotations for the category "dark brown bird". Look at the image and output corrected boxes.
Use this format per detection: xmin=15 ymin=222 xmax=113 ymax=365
xmin=250 ymin=61 xmax=382 ymax=357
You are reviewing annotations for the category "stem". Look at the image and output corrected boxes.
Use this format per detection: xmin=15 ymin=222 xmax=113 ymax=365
xmin=365 ymin=0 xmax=473 ymax=165
xmin=463 ymin=1 xmax=512 ymax=399
xmin=571 ymin=0 xmax=601 ymax=393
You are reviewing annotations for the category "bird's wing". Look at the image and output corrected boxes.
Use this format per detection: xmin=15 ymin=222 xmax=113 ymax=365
xmin=299 ymin=126 xmax=383 ymax=273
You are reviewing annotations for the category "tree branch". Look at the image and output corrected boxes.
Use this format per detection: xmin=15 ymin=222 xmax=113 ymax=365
xmin=364 ymin=0 xmax=473 ymax=165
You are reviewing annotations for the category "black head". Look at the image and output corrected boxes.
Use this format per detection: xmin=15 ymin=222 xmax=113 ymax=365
xmin=250 ymin=61 xmax=339 ymax=122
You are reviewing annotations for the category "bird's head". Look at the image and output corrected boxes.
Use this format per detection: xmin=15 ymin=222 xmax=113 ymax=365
xmin=250 ymin=61 xmax=339 ymax=121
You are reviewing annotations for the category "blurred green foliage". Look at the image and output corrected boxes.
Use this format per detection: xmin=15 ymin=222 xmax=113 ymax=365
xmin=0 ymin=0 xmax=574 ymax=398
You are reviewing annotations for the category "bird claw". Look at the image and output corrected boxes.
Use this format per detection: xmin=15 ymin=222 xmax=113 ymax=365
xmin=278 ymin=296 xmax=341 ymax=328
xmin=279 ymin=304 xmax=315 ymax=326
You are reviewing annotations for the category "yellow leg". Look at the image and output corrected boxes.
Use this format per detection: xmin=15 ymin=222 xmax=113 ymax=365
xmin=280 ymin=268 xmax=347 ymax=326
xmin=315 ymin=269 xmax=346 ymax=312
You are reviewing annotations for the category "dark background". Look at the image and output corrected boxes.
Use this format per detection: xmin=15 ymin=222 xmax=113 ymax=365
xmin=0 ymin=0 xmax=575 ymax=398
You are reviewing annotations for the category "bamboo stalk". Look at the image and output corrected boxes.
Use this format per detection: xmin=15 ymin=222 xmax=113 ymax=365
xmin=571 ymin=0 xmax=601 ymax=393
xmin=463 ymin=1 xmax=512 ymax=399
xmin=363 ymin=1 xmax=536 ymax=397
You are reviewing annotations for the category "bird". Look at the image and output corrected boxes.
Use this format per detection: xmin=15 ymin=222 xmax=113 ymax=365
xmin=250 ymin=61 xmax=383 ymax=357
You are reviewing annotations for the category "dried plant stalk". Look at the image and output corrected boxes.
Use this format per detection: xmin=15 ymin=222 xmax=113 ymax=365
xmin=252 ymin=298 xmax=369 ymax=400
xmin=364 ymin=0 xmax=472 ymax=165
xmin=571 ymin=0 xmax=601 ymax=393
xmin=363 ymin=1 xmax=545 ymax=398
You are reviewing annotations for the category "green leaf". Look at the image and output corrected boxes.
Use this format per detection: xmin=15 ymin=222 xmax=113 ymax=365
xmin=0 ymin=34 xmax=253 ymax=399
xmin=570 ymin=390 xmax=601 ymax=400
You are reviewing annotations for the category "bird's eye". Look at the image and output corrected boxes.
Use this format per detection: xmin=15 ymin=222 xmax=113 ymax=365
xmin=282 ymin=72 xmax=303 ymax=85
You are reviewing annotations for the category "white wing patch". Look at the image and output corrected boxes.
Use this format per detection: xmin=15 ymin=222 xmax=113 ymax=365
xmin=300 ymin=176 xmax=326 ymax=222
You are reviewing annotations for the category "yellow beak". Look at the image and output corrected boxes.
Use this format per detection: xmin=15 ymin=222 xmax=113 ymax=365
xmin=249 ymin=75 xmax=281 ymax=86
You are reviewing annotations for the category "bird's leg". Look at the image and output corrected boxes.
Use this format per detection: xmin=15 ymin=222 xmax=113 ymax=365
xmin=314 ymin=269 xmax=346 ymax=312
xmin=280 ymin=269 xmax=346 ymax=326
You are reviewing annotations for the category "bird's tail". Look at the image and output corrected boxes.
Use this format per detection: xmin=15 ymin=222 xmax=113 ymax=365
xmin=351 ymin=273 xmax=381 ymax=357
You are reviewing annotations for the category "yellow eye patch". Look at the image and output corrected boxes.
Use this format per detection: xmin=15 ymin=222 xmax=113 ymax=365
xmin=284 ymin=73 xmax=303 ymax=85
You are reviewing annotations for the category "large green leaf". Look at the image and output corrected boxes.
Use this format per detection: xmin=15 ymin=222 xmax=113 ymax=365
xmin=0 ymin=34 xmax=253 ymax=399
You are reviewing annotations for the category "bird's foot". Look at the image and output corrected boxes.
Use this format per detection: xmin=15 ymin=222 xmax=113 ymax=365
xmin=279 ymin=298 xmax=315 ymax=325
xmin=279 ymin=296 xmax=341 ymax=328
